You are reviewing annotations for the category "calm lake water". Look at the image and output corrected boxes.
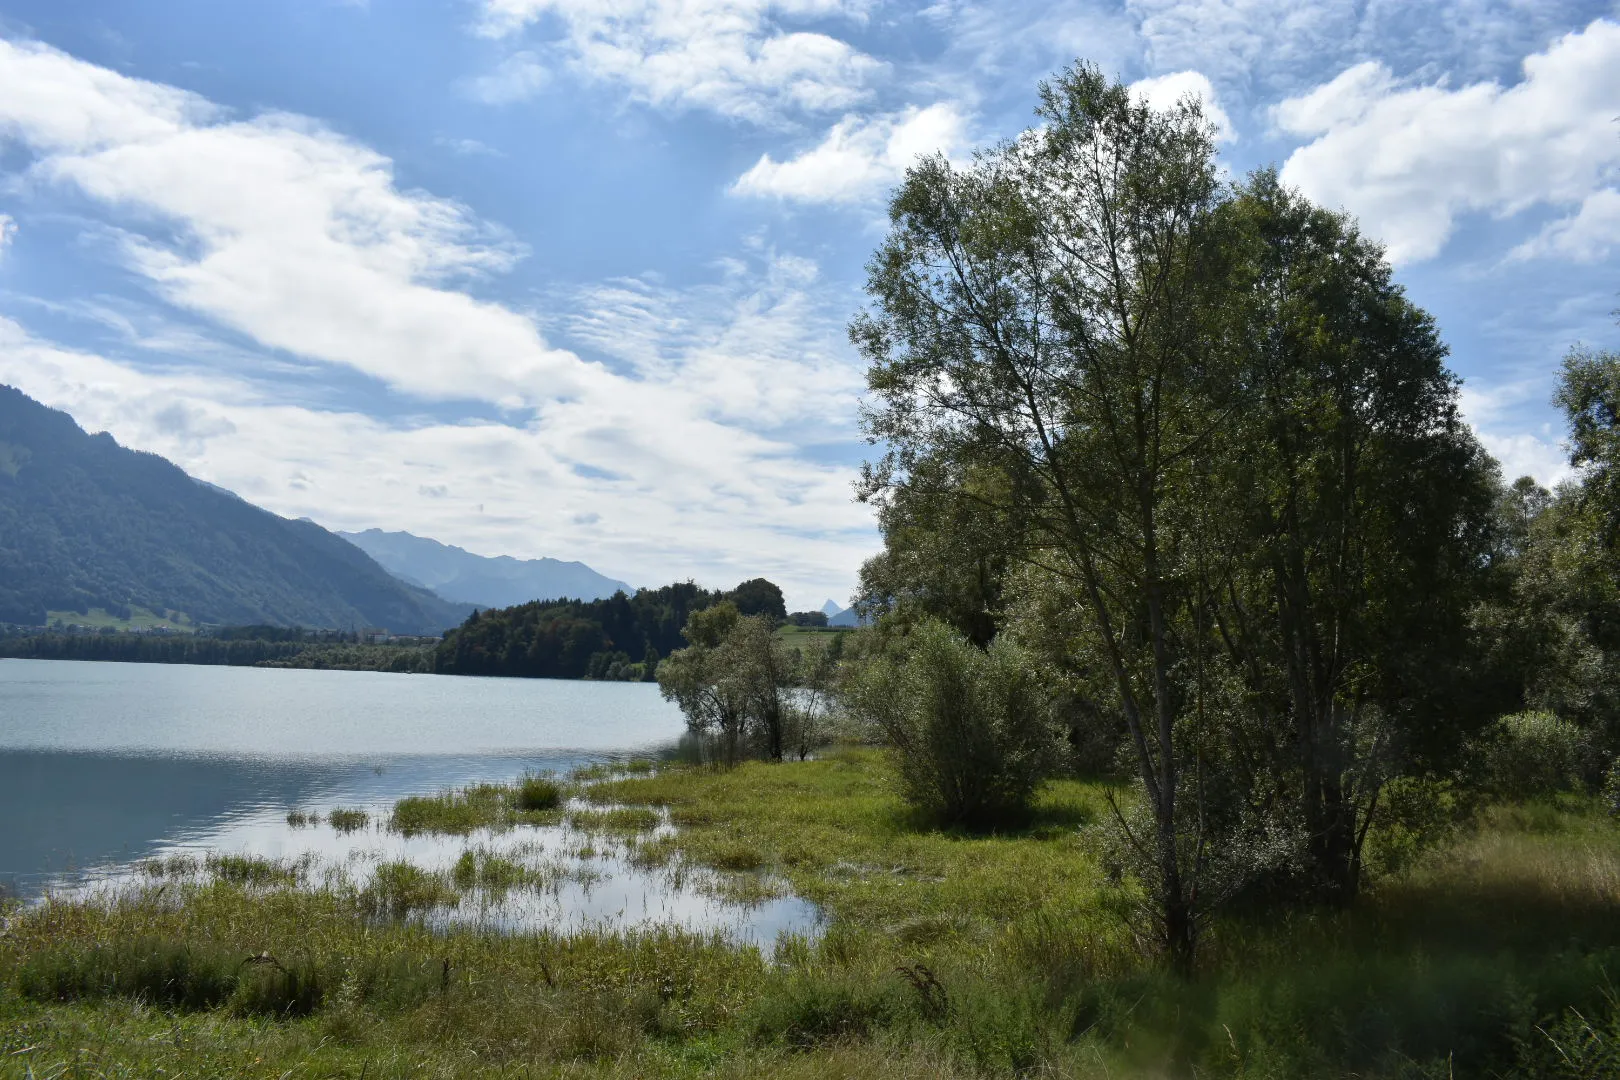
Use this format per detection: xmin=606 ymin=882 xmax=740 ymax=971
xmin=0 ymin=659 xmax=818 ymax=947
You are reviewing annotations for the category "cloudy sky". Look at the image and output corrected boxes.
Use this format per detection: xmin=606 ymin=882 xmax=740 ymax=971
xmin=0 ymin=1 xmax=1616 ymax=611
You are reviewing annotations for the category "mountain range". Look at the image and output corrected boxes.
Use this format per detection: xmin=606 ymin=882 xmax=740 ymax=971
xmin=339 ymin=529 xmax=630 ymax=611
xmin=0 ymin=386 xmax=469 ymax=634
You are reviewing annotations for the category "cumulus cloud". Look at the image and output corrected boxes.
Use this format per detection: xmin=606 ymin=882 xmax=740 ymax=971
xmin=731 ymin=103 xmax=967 ymax=203
xmin=1128 ymin=70 xmax=1234 ymax=141
xmin=472 ymin=0 xmax=881 ymax=123
xmin=1275 ymin=18 xmax=1620 ymax=265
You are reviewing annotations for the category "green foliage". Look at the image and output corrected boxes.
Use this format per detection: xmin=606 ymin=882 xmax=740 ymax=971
xmin=433 ymin=579 xmax=781 ymax=681
xmin=728 ymin=577 xmax=787 ymax=621
xmin=658 ymin=605 xmax=801 ymax=762
xmin=845 ymin=620 xmax=1059 ymax=828
xmin=1476 ymin=711 xmax=1593 ymax=800
xmin=0 ymin=628 xmax=436 ymax=671
xmin=0 ymin=386 xmax=467 ymax=632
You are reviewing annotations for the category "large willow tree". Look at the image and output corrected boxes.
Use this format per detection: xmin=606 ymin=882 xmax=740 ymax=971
xmin=855 ymin=64 xmax=1498 ymax=968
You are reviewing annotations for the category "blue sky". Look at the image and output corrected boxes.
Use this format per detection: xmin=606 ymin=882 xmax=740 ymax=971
xmin=0 ymin=0 xmax=1616 ymax=611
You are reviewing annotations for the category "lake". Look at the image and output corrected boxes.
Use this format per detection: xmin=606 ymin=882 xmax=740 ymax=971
xmin=0 ymin=659 xmax=818 ymax=947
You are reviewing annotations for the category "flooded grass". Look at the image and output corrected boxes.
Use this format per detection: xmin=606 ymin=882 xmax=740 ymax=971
xmin=9 ymin=751 xmax=1620 ymax=1077
xmin=326 ymin=807 xmax=369 ymax=832
xmin=569 ymin=806 xmax=663 ymax=834
xmin=390 ymin=779 xmax=567 ymax=835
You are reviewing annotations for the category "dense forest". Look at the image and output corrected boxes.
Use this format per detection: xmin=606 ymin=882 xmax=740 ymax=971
xmin=0 ymin=628 xmax=434 ymax=671
xmin=433 ymin=577 xmax=787 ymax=680
xmin=0 ymin=387 xmax=469 ymax=633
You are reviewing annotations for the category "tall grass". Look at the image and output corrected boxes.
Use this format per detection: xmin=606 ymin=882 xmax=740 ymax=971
xmin=5 ymin=753 xmax=1620 ymax=1077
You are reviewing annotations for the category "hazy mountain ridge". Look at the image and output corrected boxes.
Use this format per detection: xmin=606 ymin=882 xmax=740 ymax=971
xmin=0 ymin=386 xmax=470 ymax=634
xmin=339 ymin=528 xmax=631 ymax=610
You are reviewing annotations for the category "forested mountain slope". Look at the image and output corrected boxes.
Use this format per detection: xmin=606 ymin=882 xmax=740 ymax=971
xmin=339 ymin=528 xmax=630 ymax=609
xmin=0 ymin=386 xmax=469 ymax=633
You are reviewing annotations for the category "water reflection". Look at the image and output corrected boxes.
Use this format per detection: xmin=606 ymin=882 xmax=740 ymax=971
xmin=0 ymin=661 xmax=820 ymax=947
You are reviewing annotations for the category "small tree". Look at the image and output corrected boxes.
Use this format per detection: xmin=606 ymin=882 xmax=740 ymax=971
xmin=657 ymin=602 xmax=748 ymax=764
xmin=657 ymin=603 xmax=798 ymax=762
xmin=845 ymin=620 xmax=1059 ymax=828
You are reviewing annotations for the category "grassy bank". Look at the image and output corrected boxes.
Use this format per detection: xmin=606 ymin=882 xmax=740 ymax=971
xmin=3 ymin=751 xmax=1619 ymax=1077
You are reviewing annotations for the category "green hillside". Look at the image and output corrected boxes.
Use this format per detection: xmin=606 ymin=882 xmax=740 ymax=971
xmin=0 ymin=386 xmax=469 ymax=634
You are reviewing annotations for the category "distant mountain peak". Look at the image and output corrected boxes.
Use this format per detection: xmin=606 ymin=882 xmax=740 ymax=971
xmin=338 ymin=528 xmax=631 ymax=610
xmin=819 ymin=598 xmax=843 ymax=616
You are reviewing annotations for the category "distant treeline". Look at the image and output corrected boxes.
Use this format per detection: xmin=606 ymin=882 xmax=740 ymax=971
xmin=0 ymin=633 xmax=311 ymax=667
xmin=0 ymin=578 xmax=790 ymax=681
xmin=432 ymin=579 xmax=786 ymax=681
xmin=0 ymin=628 xmax=435 ymax=671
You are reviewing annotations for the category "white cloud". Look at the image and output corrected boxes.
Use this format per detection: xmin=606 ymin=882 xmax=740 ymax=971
xmin=0 ymin=213 xmax=14 ymax=257
xmin=0 ymin=313 xmax=873 ymax=612
xmin=0 ymin=37 xmax=583 ymax=406
xmin=731 ymin=102 xmax=966 ymax=203
xmin=1275 ymin=18 xmax=1620 ymax=265
xmin=1459 ymin=379 xmax=1571 ymax=488
xmin=1513 ymin=189 xmax=1620 ymax=264
xmin=1128 ymin=70 xmax=1234 ymax=142
xmin=472 ymin=0 xmax=881 ymax=123
xmin=559 ymin=249 xmax=862 ymax=427
xmin=460 ymin=51 xmax=550 ymax=104
xmin=0 ymin=37 xmax=879 ymax=608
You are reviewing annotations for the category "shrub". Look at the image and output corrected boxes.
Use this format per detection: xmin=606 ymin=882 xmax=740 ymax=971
xmin=1475 ymin=711 xmax=1592 ymax=800
xmin=844 ymin=619 xmax=1059 ymax=828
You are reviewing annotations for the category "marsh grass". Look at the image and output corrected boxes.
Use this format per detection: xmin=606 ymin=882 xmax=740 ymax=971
xmin=7 ymin=751 xmax=1620 ymax=1078
xmin=569 ymin=806 xmax=662 ymax=834
xmin=285 ymin=808 xmax=320 ymax=828
xmin=360 ymin=862 xmax=458 ymax=918
xmin=450 ymin=850 xmax=545 ymax=896
xmin=389 ymin=776 xmax=569 ymax=835
xmin=326 ymin=807 xmax=369 ymax=832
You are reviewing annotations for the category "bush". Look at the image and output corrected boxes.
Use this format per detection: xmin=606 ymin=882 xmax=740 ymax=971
xmin=1604 ymin=757 xmax=1620 ymax=819
xmin=845 ymin=619 xmax=1059 ymax=828
xmin=1475 ymin=711 xmax=1592 ymax=800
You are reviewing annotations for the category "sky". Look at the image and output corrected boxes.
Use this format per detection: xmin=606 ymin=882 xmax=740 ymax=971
xmin=0 ymin=1 xmax=1616 ymax=612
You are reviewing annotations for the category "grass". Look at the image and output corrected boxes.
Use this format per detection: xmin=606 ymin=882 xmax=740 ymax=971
xmin=5 ymin=750 xmax=1620 ymax=1077
xmin=389 ymin=777 xmax=568 ymax=835
xmin=327 ymin=807 xmax=369 ymax=832
xmin=569 ymin=806 xmax=663 ymax=834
